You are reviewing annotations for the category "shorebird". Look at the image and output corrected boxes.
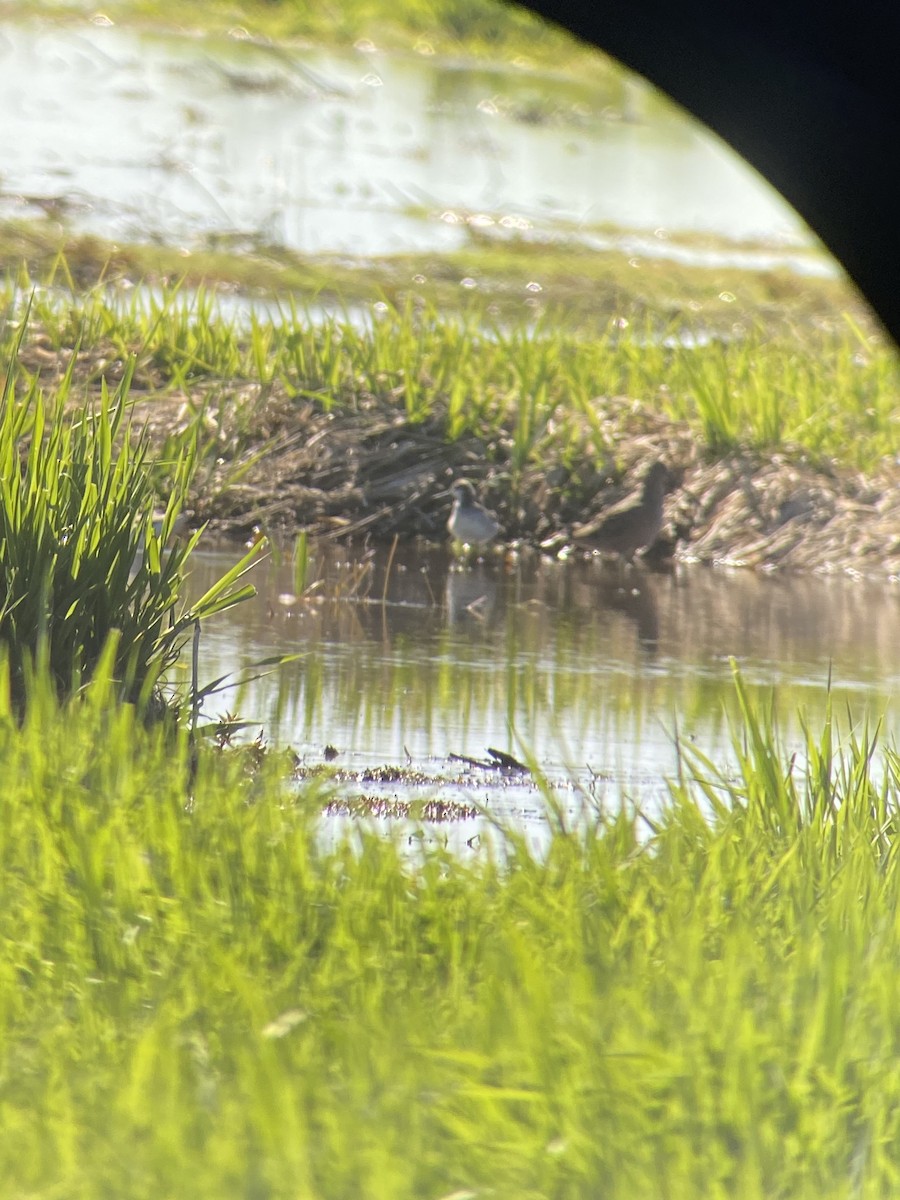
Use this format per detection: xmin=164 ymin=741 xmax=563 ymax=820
xmin=130 ymin=510 xmax=191 ymax=579
xmin=447 ymin=479 xmax=500 ymax=548
xmin=572 ymin=461 xmax=671 ymax=562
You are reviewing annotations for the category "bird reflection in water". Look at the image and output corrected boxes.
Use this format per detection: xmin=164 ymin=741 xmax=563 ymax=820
xmin=445 ymin=564 xmax=500 ymax=631
xmin=572 ymin=564 xmax=662 ymax=653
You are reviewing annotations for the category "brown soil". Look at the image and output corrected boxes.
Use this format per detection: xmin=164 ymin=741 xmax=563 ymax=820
xmin=19 ymin=337 xmax=900 ymax=578
xmin=131 ymin=387 xmax=900 ymax=579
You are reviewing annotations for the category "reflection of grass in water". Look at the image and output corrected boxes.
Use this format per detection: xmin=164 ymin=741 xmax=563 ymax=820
xmin=217 ymin=585 xmax=844 ymax=766
xmin=4 ymin=665 xmax=900 ymax=1196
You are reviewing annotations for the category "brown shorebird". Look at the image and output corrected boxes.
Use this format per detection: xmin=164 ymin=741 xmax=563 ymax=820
xmin=572 ymin=461 xmax=671 ymax=562
xmin=447 ymin=479 xmax=500 ymax=547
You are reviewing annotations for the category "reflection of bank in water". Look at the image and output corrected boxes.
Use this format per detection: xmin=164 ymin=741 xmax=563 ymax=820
xmin=186 ymin=544 xmax=900 ymax=812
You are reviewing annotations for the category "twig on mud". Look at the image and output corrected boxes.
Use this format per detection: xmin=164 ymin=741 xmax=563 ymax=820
xmin=382 ymin=533 xmax=398 ymax=603
xmin=448 ymin=748 xmax=530 ymax=774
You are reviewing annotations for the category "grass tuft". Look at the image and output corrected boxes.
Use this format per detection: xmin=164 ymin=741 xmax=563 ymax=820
xmin=0 ymin=305 xmax=263 ymax=709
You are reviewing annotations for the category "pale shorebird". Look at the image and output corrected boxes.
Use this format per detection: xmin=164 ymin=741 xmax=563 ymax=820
xmin=572 ymin=461 xmax=671 ymax=562
xmin=447 ymin=479 xmax=500 ymax=548
xmin=130 ymin=510 xmax=191 ymax=579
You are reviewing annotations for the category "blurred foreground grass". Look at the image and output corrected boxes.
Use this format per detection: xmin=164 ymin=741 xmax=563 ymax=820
xmin=1 ymin=665 xmax=899 ymax=1197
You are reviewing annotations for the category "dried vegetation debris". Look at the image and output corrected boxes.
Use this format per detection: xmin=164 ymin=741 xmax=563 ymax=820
xmin=20 ymin=334 xmax=900 ymax=576
xmin=674 ymin=454 xmax=900 ymax=574
xmin=162 ymin=387 xmax=900 ymax=577
xmin=299 ymin=761 xmax=489 ymax=821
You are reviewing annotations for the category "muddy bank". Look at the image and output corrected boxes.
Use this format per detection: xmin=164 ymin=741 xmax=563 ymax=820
xmin=14 ymin=324 xmax=899 ymax=578
xmin=130 ymin=387 xmax=900 ymax=578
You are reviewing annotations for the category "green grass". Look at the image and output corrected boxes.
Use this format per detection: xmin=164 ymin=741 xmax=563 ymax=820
xmin=0 ymin=313 xmax=262 ymax=708
xmin=0 ymin=216 xmax=844 ymax=331
xmin=5 ymin=272 xmax=898 ymax=483
xmin=1 ymin=663 xmax=900 ymax=1197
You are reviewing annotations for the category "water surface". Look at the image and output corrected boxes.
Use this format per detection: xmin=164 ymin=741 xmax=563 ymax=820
xmin=186 ymin=543 xmax=900 ymax=827
xmin=0 ymin=17 xmax=828 ymax=273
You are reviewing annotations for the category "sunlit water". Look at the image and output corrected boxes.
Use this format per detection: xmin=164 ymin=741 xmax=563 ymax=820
xmin=0 ymin=17 xmax=829 ymax=273
xmin=183 ymin=543 xmax=900 ymax=841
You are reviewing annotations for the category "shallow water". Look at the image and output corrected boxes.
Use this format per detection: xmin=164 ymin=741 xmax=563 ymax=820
xmin=185 ymin=542 xmax=900 ymax=831
xmin=0 ymin=16 xmax=828 ymax=272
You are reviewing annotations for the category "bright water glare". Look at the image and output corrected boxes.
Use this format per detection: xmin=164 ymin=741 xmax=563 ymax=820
xmin=0 ymin=17 xmax=829 ymax=272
